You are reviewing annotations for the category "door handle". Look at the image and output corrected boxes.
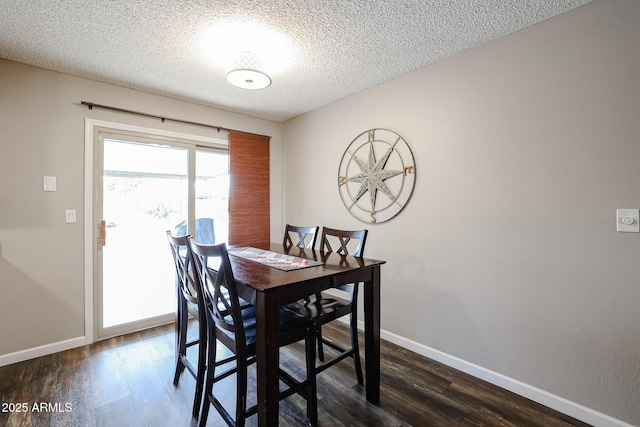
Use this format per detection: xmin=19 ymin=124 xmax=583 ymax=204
xmin=100 ymin=220 xmax=106 ymax=246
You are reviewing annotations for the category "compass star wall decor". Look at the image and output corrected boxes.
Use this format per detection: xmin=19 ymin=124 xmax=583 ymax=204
xmin=338 ymin=128 xmax=416 ymax=223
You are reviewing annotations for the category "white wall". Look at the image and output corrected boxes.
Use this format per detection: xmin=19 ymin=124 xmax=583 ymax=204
xmin=283 ymin=1 xmax=640 ymax=425
xmin=0 ymin=59 xmax=284 ymax=355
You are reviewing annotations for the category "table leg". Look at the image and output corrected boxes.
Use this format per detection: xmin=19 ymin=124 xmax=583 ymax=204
xmin=363 ymin=265 xmax=381 ymax=404
xmin=255 ymin=291 xmax=281 ymax=426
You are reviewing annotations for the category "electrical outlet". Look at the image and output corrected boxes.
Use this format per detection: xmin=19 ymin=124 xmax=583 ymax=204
xmin=65 ymin=210 xmax=77 ymax=224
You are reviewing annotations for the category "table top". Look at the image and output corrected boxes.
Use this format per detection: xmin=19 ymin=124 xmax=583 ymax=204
xmin=228 ymin=242 xmax=385 ymax=293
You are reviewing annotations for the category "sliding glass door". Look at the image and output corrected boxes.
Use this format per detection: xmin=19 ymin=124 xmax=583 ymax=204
xmin=96 ymin=132 xmax=228 ymax=339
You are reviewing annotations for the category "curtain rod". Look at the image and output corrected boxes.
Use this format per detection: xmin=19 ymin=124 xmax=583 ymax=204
xmin=80 ymin=101 xmax=270 ymax=138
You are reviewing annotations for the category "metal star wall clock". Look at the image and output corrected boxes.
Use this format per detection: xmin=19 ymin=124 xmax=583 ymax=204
xmin=338 ymin=128 xmax=416 ymax=223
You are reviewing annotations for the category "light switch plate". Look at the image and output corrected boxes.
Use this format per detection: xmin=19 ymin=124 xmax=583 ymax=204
xmin=65 ymin=210 xmax=77 ymax=224
xmin=43 ymin=176 xmax=56 ymax=192
xmin=616 ymin=209 xmax=639 ymax=232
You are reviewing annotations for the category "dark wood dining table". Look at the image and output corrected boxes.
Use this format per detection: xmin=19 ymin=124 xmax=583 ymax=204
xmin=228 ymin=242 xmax=385 ymax=427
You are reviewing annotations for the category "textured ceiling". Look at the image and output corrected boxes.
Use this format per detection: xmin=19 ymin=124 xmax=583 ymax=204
xmin=0 ymin=0 xmax=592 ymax=122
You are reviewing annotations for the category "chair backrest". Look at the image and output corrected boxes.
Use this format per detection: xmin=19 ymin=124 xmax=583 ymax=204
xmin=283 ymin=224 xmax=319 ymax=249
xmin=320 ymin=227 xmax=368 ymax=257
xmin=189 ymin=239 xmax=246 ymax=350
xmin=166 ymin=231 xmax=203 ymax=309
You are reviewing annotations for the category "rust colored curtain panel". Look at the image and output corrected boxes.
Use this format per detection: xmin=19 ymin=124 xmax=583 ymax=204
xmin=229 ymin=131 xmax=270 ymax=246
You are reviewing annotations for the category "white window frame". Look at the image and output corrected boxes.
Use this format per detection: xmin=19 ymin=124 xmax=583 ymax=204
xmin=84 ymin=118 xmax=228 ymax=344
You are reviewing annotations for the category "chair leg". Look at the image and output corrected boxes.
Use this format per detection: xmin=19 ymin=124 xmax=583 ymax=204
xmin=236 ymin=356 xmax=248 ymax=427
xmin=317 ymin=325 xmax=325 ymax=362
xmin=173 ymin=300 xmax=188 ymax=385
xmin=198 ymin=329 xmax=216 ymax=427
xmin=350 ymin=310 xmax=364 ymax=385
xmin=192 ymin=319 xmax=207 ymax=418
xmin=306 ymin=327 xmax=318 ymax=426
xmin=311 ymin=294 xmax=326 ymax=362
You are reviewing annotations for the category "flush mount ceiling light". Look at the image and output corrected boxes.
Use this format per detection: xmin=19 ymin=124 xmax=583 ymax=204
xmin=201 ymin=19 xmax=297 ymax=90
xmin=226 ymin=68 xmax=271 ymax=89
xmin=226 ymin=50 xmax=271 ymax=89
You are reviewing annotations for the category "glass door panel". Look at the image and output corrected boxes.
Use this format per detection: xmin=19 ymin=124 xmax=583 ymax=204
xmin=100 ymin=138 xmax=188 ymax=331
xmin=194 ymin=149 xmax=229 ymax=244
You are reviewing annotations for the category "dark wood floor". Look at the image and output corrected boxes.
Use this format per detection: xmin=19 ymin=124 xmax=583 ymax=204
xmin=0 ymin=321 xmax=592 ymax=427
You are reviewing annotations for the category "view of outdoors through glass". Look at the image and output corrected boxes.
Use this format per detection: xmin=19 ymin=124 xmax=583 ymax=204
xmin=101 ymin=138 xmax=228 ymax=329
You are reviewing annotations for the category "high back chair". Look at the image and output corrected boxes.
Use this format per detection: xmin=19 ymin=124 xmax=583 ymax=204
xmin=283 ymin=224 xmax=319 ymax=249
xmin=286 ymin=226 xmax=368 ymax=385
xmin=190 ymin=239 xmax=318 ymax=427
xmin=165 ymin=231 xmax=207 ymax=418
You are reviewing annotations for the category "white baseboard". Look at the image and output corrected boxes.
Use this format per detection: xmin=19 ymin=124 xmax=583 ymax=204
xmin=0 ymin=336 xmax=87 ymax=368
xmin=376 ymin=326 xmax=634 ymax=427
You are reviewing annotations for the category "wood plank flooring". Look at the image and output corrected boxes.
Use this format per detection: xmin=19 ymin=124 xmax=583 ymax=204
xmin=0 ymin=321 xmax=592 ymax=427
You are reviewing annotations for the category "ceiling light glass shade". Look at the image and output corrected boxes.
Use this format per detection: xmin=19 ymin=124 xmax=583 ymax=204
xmin=226 ymin=68 xmax=271 ymax=89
